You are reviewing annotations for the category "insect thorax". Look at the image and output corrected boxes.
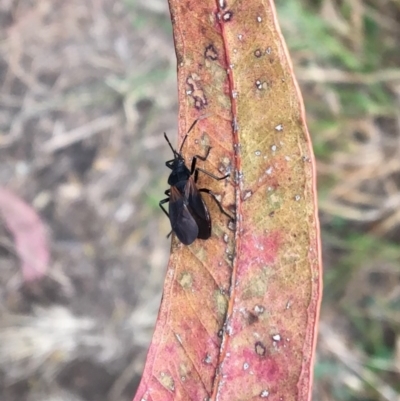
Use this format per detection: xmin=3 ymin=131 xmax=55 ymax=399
xmin=167 ymin=163 xmax=191 ymax=186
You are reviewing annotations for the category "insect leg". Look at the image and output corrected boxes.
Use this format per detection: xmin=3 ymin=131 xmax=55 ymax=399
xmin=198 ymin=188 xmax=234 ymax=220
xmin=196 ymin=167 xmax=229 ymax=181
xmin=161 ymin=208 xmax=173 ymax=239
xmin=159 ymin=197 xmax=170 ymax=218
xmin=190 ymin=143 xmax=211 ymax=176
xmin=190 ymin=154 xmax=198 ymax=176
xmin=191 ymin=151 xmax=229 ymax=182
xmin=165 ymin=159 xmax=175 ymax=169
xmin=194 ymin=146 xmax=212 ymax=162
xmin=160 ymin=191 xmax=173 ymax=239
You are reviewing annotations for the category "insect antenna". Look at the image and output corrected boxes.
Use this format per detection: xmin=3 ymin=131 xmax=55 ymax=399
xmin=174 ymin=113 xmax=213 ymax=155
xmin=179 ymin=118 xmax=199 ymax=154
xmin=164 ymin=133 xmax=178 ymax=157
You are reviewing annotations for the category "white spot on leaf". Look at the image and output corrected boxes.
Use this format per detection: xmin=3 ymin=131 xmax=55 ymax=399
xmin=243 ymin=190 xmax=252 ymax=201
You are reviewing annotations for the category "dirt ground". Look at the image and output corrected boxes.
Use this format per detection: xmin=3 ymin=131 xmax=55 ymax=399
xmin=0 ymin=1 xmax=177 ymax=400
xmin=1 ymin=1 xmax=399 ymax=401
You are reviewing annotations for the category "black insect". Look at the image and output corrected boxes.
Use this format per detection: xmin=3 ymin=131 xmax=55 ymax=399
xmin=159 ymin=119 xmax=232 ymax=245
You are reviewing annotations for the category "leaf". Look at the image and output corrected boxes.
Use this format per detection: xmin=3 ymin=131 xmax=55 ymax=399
xmin=0 ymin=187 xmax=49 ymax=282
xmin=134 ymin=1 xmax=322 ymax=400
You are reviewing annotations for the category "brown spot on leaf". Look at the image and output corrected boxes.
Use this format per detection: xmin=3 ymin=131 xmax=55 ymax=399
xmin=186 ymin=73 xmax=208 ymax=110
xmin=254 ymin=49 xmax=262 ymax=58
xmin=247 ymin=312 xmax=259 ymax=325
xmin=176 ymin=52 xmax=183 ymax=66
xmin=205 ymin=44 xmax=218 ymax=61
xmin=255 ymin=341 xmax=266 ymax=357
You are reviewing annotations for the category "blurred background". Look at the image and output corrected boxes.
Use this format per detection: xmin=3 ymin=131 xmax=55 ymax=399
xmin=0 ymin=0 xmax=399 ymax=400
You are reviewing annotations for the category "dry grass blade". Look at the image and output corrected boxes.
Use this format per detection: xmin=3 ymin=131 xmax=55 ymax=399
xmin=41 ymin=115 xmax=121 ymax=153
xmin=319 ymin=323 xmax=399 ymax=401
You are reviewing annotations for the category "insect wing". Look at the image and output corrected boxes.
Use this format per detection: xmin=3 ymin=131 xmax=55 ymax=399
xmin=185 ymin=177 xmax=211 ymax=240
xmin=169 ymin=186 xmax=199 ymax=245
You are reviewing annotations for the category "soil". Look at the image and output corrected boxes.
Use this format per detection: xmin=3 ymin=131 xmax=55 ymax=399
xmin=0 ymin=1 xmax=176 ymax=400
